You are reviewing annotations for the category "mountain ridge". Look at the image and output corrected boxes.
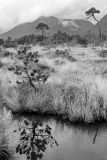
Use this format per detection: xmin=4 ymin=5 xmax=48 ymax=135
xmin=0 ymin=16 xmax=96 ymax=39
xmin=93 ymin=14 xmax=107 ymax=35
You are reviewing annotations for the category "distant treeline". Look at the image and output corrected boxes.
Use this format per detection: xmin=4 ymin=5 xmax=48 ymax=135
xmin=0 ymin=30 xmax=107 ymax=48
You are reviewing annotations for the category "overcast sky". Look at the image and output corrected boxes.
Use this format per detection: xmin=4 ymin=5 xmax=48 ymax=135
xmin=0 ymin=0 xmax=107 ymax=33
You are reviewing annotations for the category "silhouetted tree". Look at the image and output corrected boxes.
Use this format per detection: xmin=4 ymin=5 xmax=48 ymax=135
xmin=36 ymin=23 xmax=49 ymax=44
xmin=15 ymin=119 xmax=58 ymax=160
xmin=85 ymin=7 xmax=102 ymax=38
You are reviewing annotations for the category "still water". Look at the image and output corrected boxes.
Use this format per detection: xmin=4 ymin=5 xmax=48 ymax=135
xmin=3 ymin=115 xmax=107 ymax=160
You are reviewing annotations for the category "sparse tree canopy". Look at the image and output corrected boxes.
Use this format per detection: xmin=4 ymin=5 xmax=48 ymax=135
xmin=8 ymin=46 xmax=50 ymax=93
xmin=36 ymin=23 xmax=49 ymax=31
xmin=85 ymin=7 xmax=100 ymax=17
xmin=36 ymin=23 xmax=49 ymax=44
xmin=85 ymin=7 xmax=102 ymax=38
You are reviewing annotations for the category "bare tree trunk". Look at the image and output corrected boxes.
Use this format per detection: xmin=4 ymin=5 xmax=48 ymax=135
xmin=41 ymin=29 xmax=45 ymax=45
xmin=93 ymin=15 xmax=102 ymax=38
xmin=24 ymin=70 xmax=38 ymax=94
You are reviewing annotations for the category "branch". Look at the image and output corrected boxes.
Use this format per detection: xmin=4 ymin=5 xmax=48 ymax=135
xmin=24 ymin=69 xmax=37 ymax=93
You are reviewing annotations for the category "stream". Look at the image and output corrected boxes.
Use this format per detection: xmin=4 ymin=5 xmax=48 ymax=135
xmin=2 ymin=114 xmax=107 ymax=160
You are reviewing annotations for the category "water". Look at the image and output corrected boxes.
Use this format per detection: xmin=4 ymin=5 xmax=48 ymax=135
xmin=2 ymin=114 xmax=107 ymax=160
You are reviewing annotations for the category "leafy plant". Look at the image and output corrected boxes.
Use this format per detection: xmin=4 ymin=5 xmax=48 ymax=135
xmin=99 ymin=50 xmax=107 ymax=57
xmin=54 ymin=49 xmax=76 ymax=61
xmin=9 ymin=47 xmax=50 ymax=93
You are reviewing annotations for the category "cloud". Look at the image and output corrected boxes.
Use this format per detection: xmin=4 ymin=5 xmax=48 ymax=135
xmin=59 ymin=19 xmax=79 ymax=28
xmin=0 ymin=0 xmax=107 ymax=33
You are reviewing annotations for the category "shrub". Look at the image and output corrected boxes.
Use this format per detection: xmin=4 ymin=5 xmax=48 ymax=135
xmin=0 ymin=60 xmax=3 ymax=68
xmin=8 ymin=66 xmax=14 ymax=71
xmin=99 ymin=50 xmax=107 ymax=57
xmin=54 ymin=50 xmax=76 ymax=61
xmin=3 ymin=52 xmax=11 ymax=57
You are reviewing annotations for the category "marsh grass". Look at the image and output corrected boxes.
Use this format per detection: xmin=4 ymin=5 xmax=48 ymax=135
xmin=1 ymin=80 xmax=107 ymax=123
xmin=1 ymin=46 xmax=107 ymax=123
xmin=0 ymin=136 xmax=13 ymax=160
xmin=0 ymin=106 xmax=14 ymax=160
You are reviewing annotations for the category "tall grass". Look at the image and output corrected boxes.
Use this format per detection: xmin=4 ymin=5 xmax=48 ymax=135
xmin=1 ymin=80 xmax=107 ymax=123
xmin=0 ymin=106 xmax=14 ymax=160
xmin=0 ymin=135 xmax=13 ymax=160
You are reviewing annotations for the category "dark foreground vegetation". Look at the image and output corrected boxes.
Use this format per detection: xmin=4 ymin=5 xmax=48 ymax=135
xmin=0 ymin=29 xmax=107 ymax=48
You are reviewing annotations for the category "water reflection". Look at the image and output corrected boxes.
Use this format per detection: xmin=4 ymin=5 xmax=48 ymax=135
xmin=14 ymin=119 xmax=58 ymax=160
xmin=7 ymin=115 xmax=107 ymax=160
xmin=72 ymin=123 xmax=107 ymax=145
xmin=93 ymin=128 xmax=99 ymax=144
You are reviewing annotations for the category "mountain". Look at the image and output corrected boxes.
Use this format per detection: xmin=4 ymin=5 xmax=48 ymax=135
xmin=0 ymin=16 xmax=94 ymax=40
xmin=92 ymin=14 xmax=107 ymax=35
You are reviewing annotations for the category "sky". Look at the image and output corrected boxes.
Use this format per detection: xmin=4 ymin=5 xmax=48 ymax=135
xmin=0 ymin=0 xmax=107 ymax=33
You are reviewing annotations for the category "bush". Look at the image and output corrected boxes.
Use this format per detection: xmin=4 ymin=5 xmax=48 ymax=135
xmin=3 ymin=52 xmax=11 ymax=57
xmin=54 ymin=50 xmax=76 ymax=61
xmin=0 ymin=61 xmax=3 ymax=68
xmin=8 ymin=66 xmax=14 ymax=71
xmin=99 ymin=50 xmax=107 ymax=57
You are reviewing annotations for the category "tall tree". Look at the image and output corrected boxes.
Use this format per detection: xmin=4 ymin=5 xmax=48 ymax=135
xmin=35 ymin=23 xmax=49 ymax=44
xmin=85 ymin=7 xmax=102 ymax=38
